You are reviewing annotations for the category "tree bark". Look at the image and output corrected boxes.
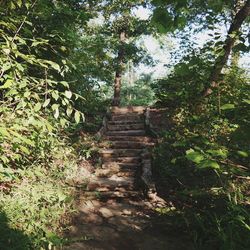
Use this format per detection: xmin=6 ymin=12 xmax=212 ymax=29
xmin=202 ymin=0 xmax=250 ymax=97
xmin=112 ymin=31 xmax=126 ymax=106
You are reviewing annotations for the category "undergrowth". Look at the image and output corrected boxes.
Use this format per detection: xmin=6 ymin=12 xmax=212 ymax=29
xmin=0 ymin=133 xmax=80 ymax=249
xmin=152 ymin=65 xmax=250 ymax=250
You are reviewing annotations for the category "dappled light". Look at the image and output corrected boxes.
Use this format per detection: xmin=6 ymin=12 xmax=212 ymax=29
xmin=0 ymin=0 xmax=249 ymax=249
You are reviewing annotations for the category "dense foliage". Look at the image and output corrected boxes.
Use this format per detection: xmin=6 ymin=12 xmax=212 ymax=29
xmin=0 ymin=1 xmax=99 ymax=248
xmin=152 ymin=64 xmax=250 ymax=249
xmin=150 ymin=1 xmax=250 ymax=248
xmin=0 ymin=0 xmax=249 ymax=249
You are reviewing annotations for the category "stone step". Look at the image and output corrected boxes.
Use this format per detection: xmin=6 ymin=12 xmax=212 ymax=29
xmin=116 ymin=171 xmax=137 ymax=177
xmin=87 ymin=176 xmax=135 ymax=192
xmin=104 ymin=136 xmax=153 ymax=143
xmin=106 ymin=130 xmax=146 ymax=136
xmin=102 ymin=162 xmax=140 ymax=170
xmin=107 ymin=124 xmax=145 ymax=131
xmin=102 ymin=157 xmax=141 ymax=164
xmin=95 ymin=164 xmax=138 ymax=177
xmin=111 ymin=114 xmax=144 ymax=122
xmin=108 ymin=120 xmax=144 ymax=125
xmin=101 ymin=149 xmax=142 ymax=158
xmin=110 ymin=106 xmax=145 ymax=115
xmin=108 ymin=141 xmax=147 ymax=149
xmin=96 ymin=168 xmax=137 ymax=177
xmin=102 ymin=161 xmax=140 ymax=167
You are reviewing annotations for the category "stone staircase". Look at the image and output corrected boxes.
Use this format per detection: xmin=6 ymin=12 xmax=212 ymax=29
xmin=87 ymin=106 xmax=154 ymax=198
xmin=64 ymin=107 xmax=170 ymax=250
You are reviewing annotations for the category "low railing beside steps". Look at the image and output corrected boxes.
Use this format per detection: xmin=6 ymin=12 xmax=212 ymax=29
xmin=96 ymin=107 xmax=112 ymax=138
xmin=140 ymin=107 xmax=158 ymax=200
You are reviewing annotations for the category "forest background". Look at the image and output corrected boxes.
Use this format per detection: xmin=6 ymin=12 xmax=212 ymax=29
xmin=0 ymin=0 xmax=249 ymax=249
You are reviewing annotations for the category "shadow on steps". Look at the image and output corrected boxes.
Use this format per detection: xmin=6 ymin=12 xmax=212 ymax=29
xmin=63 ymin=196 xmax=192 ymax=250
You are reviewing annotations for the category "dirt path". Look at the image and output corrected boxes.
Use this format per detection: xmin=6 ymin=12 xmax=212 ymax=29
xmin=64 ymin=192 xmax=190 ymax=250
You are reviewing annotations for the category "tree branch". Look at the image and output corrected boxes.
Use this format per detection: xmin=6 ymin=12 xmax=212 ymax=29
xmin=202 ymin=0 xmax=250 ymax=97
xmin=11 ymin=0 xmax=38 ymax=43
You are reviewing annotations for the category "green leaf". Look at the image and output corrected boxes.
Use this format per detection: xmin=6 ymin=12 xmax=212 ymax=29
xmin=186 ymin=149 xmax=204 ymax=163
xmin=10 ymin=1 xmax=16 ymax=9
xmin=16 ymin=0 xmax=22 ymax=7
xmin=52 ymin=104 xmax=59 ymax=111
xmin=43 ymin=99 xmax=51 ymax=107
xmin=60 ymin=81 xmax=69 ymax=88
xmin=74 ymin=111 xmax=80 ymax=123
xmin=207 ymin=149 xmax=228 ymax=158
xmin=171 ymin=158 xmax=177 ymax=164
xmin=0 ymin=155 xmax=9 ymax=164
xmin=152 ymin=8 xmax=174 ymax=33
xmin=44 ymin=120 xmax=54 ymax=132
xmin=66 ymin=107 xmax=73 ymax=117
xmin=221 ymin=104 xmax=235 ymax=110
xmin=19 ymin=145 xmax=30 ymax=154
xmin=243 ymin=99 xmax=250 ymax=105
xmin=60 ymin=118 xmax=67 ymax=127
xmin=0 ymin=79 xmax=13 ymax=89
xmin=0 ymin=127 xmax=11 ymax=138
xmin=54 ymin=108 xmax=59 ymax=119
xmin=81 ymin=113 xmax=85 ymax=122
xmin=31 ymin=41 xmax=44 ymax=47
xmin=237 ymin=151 xmax=249 ymax=158
xmin=34 ymin=103 xmax=42 ymax=112
xmin=58 ymin=192 xmax=66 ymax=202
xmin=62 ymin=98 xmax=69 ymax=106
xmin=19 ymin=80 xmax=27 ymax=88
xmin=65 ymin=90 xmax=72 ymax=99
xmin=52 ymin=91 xmax=59 ymax=101
xmin=47 ymin=61 xmax=60 ymax=72
xmin=198 ymin=160 xmax=220 ymax=170
xmin=10 ymin=131 xmax=35 ymax=146
xmin=2 ymin=48 xmax=11 ymax=55
xmin=24 ymin=91 xmax=31 ymax=98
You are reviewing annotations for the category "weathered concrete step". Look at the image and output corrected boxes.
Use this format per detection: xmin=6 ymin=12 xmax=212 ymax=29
xmin=105 ymin=136 xmax=153 ymax=143
xmin=106 ymin=130 xmax=146 ymax=136
xmin=96 ymin=168 xmax=137 ymax=177
xmin=111 ymin=114 xmax=144 ymax=122
xmin=116 ymin=171 xmax=137 ymax=177
xmin=111 ymin=106 xmax=145 ymax=115
xmin=108 ymin=141 xmax=148 ymax=149
xmin=102 ymin=162 xmax=141 ymax=168
xmin=102 ymin=157 xmax=141 ymax=164
xmin=87 ymin=176 xmax=135 ymax=192
xmin=95 ymin=164 xmax=138 ymax=177
xmin=107 ymin=124 xmax=145 ymax=131
xmin=108 ymin=120 xmax=144 ymax=125
xmin=101 ymin=162 xmax=141 ymax=176
xmin=101 ymin=149 xmax=142 ymax=158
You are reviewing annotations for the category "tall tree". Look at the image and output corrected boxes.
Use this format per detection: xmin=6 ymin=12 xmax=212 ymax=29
xmin=113 ymin=29 xmax=126 ymax=106
xmin=203 ymin=0 xmax=250 ymax=96
xmin=150 ymin=0 xmax=250 ymax=98
xmin=98 ymin=0 xmax=150 ymax=106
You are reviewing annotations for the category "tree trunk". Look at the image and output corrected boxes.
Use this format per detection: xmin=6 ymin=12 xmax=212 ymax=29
xmin=112 ymin=31 xmax=126 ymax=106
xmin=202 ymin=0 xmax=250 ymax=97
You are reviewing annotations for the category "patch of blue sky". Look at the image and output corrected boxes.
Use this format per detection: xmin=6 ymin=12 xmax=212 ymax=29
xmin=133 ymin=6 xmax=250 ymax=78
